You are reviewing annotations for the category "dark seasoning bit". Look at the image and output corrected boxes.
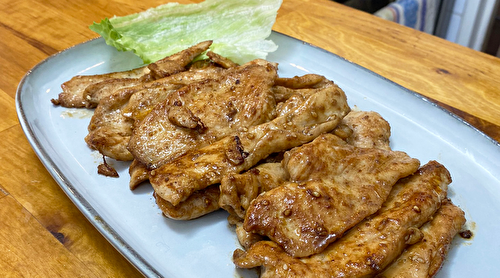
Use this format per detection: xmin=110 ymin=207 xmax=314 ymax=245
xmin=98 ymin=156 xmax=119 ymax=177
xmin=225 ymin=135 xmax=249 ymax=165
xmin=459 ymin=229 xmax=473 ymax=239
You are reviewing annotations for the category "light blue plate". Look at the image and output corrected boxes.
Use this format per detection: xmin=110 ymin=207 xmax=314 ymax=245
xmin=16 ymin=31 xmax=500 ymax=277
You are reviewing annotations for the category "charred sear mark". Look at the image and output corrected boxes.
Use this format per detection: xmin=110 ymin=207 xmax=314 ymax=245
xmin=226 ymin=136 xmax=249 ymax=165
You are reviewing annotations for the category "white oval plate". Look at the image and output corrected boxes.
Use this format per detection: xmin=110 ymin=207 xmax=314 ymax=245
xmin=16 ymin=32 xmax=500 ymax=277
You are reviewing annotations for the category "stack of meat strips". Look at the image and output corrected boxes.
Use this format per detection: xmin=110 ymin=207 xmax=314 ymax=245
xmin=52 ymin=41 xmax=467 ymax=277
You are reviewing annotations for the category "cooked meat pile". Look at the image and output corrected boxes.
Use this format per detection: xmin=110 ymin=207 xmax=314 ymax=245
xmin=52 ymin=41 xmax=468 ymax=277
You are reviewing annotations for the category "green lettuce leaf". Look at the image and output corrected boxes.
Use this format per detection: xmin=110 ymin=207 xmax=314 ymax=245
xmin=89 ymin=0 xmax=283 ymax=64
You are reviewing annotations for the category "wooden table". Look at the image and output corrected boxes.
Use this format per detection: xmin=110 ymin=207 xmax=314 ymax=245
xmin=1 ymin=0 xmax=499 ymax=276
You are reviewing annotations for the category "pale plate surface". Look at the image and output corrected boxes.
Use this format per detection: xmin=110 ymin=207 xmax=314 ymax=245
xmin=16 ymin=32 xmax=500 ymax=277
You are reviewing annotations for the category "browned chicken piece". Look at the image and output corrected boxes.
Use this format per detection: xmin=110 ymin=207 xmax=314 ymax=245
xmin=333 ymin=110 xmax=392 ymax=151
xmin=223 ymin=110 xmax=393 ymax=248
xmin=97 ymin=156 xmax=119 ymax=177
xmin=146 ymin=40 xmax=213 ymax=79
xmin=282 ymin=133 xmax=388 ymax=184
xmin=128 ymin=59 xmax=279 ymax=169
xmin=122 ymin=66 xmax=226 ymax=126
xmin=271 ymin=75 xmax=328 ymax=105
xmin=85 ymin=66 xmax=227 ymax=161
xmin=85 ymin=81 xmax=191 ymax=161
xmin=85 ymin=86 xmax=138 ymax=160
xmin=274 ymin=74 xmax=327 ymax=90
xmin=154 ymin=185 xmax=220 ymax=220
xmin=206 ymin=51 xmax=239 ymax=69
xmin=51 ymin=66 xmax=149 ymax=108
xmin=219 ymin=163 xmax=289 ymax=219
xmin=221 ymin=109 xmax=392 ymax=223
xmin=376 ymin=199 xmax=466 ymax=278
xmin=51 ymin=40 xmax=213 ymax=108
xmin=129 ymin=159 xmax=149 ymax=190
xmin=85 ymin=43 xmax=217 ymax=110
xmin=271 ymin=77 xmax=336 ymax=122
xmin=82 ymin=78 xmax=146 ymax=108
xmin=233 ymin=161 xmax=451 ymax=278
xmin=228 ymin=215 xmax=265 ymax=250
xmin=149 ymin=79 xmax=350 ymax=207
xmin=243 ymin=134 xmax=420 ymax=258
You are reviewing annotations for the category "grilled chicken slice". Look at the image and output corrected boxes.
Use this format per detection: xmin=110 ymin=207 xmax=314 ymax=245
xmin=51 ymin=67 xmax=149 ymax=108
xmin=122 ymin=66 xmax=226 ymax=126
xmin=81 ymin=78 xmax=145 ymax=109
xmin=272 ymin=75 xmax=330 ymax=115
xmin=243 ymin=134 xmax=420 ymax=257
xmin=146 ymin=40 xmax=213 ymax=79
xmin=219 ymin=162 xmax=289 ymax=219
xmin=85 ymin=66 xmax=227 ymax=161
xmin=154 ymin=185 xmax=220 ymax=220
xmin=376 ymin=199 xmax=466 ymax=278
xmin=233 ymin=161 xmax=451 ymax=277
xmin=84 ymin=44 xmax=218 ymax=110
xmin=84 ymin=82 xmax=183 ymax=160
xmin=274 ymin=74 xmax=328 ymax=90
xmin=129 ymin=159 xmax=150 ymax=190
xmin=221 ymin=110 xmax=393 ymax=223
xmin=228 ymin=215 xmax=266 ymax=250
xmin=85 ymin=86 xmax=138 ymax=160
xmin=150 ymin=79 xmax=350 ymax=207
xmin=333 ymin=110 xmax=392 ymax=151
xmin=206 ymin=51 xmax=239 ymax=69
xmin=128 ymin=59 xmax=278 ymax=169
xmin=51 ymin=40 xmax=213 ymax=108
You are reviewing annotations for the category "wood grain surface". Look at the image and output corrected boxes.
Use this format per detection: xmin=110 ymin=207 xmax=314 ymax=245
xmin=1 ymin=0 xmax=499 ymax=277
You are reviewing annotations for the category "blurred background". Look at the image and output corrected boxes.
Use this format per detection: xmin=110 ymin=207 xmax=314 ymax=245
xmin=333 ymin=0 xmax=500 ymax=57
